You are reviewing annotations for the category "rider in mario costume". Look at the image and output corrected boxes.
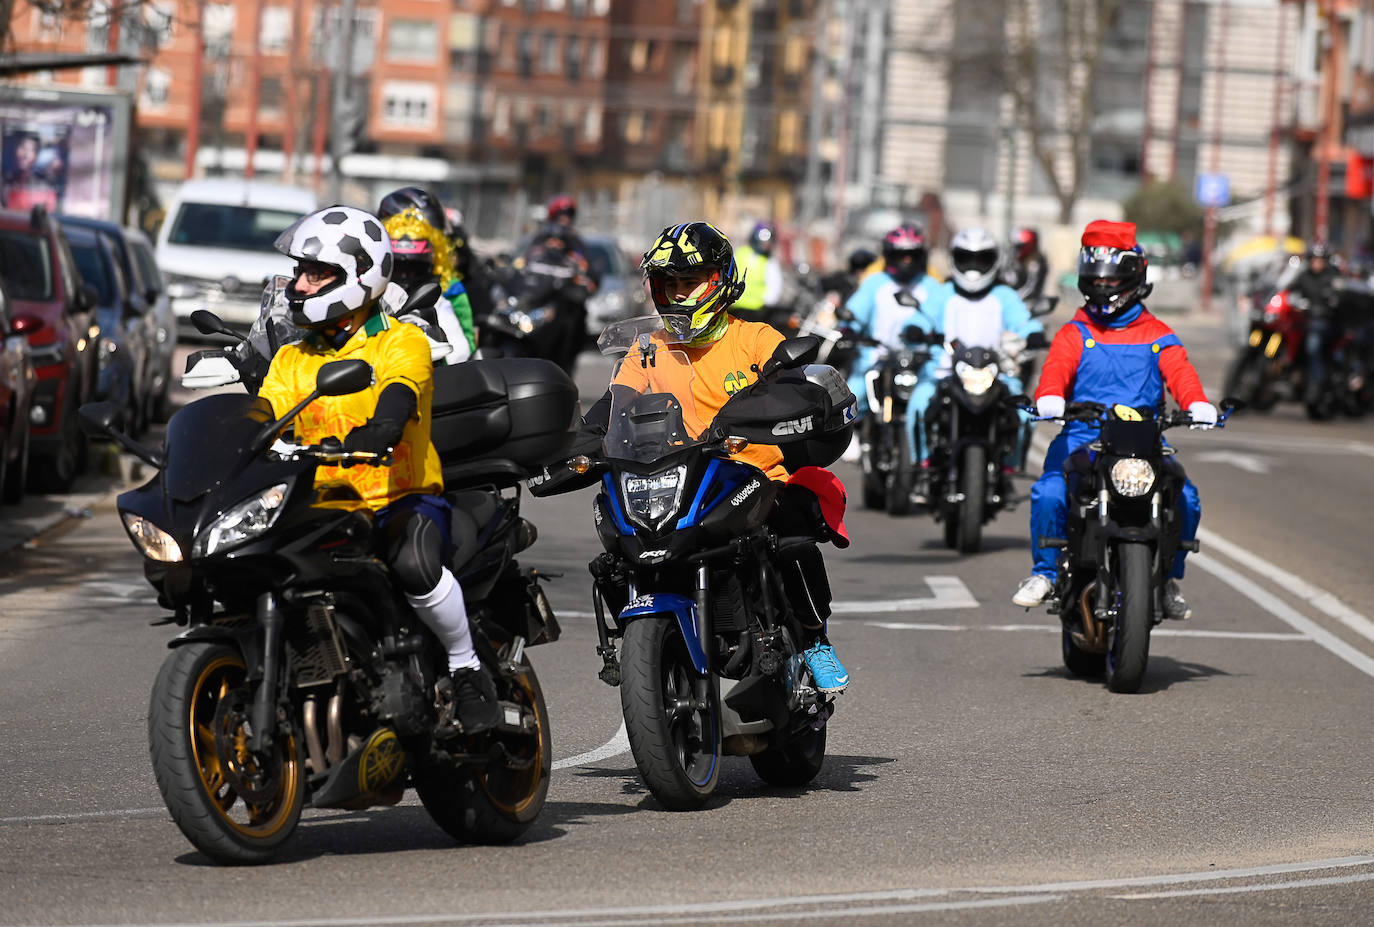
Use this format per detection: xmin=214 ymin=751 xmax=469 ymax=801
xmin=1011 ymin=220 xmax=1217 ymax=620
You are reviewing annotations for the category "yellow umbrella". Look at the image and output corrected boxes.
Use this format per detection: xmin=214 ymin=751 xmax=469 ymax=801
xmin=1223 ymin=235 xmax=1306 ymax=270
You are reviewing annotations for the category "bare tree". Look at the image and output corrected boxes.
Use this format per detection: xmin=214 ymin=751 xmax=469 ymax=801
xmin=4 ymin=0 xmax=166 ymax=53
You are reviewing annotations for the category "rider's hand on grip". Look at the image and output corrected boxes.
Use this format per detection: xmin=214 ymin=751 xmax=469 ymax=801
xmin=1188 ymin=401 xmax=1218 ymax=429
xmin=1036 ymin=395 xmax=1066 ymax=419
xmin=342 ymin=418 xmax=403 ymax=466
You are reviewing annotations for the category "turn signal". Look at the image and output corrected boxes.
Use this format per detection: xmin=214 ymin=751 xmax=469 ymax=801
xmin=722 ymin=436 xmax=749 ymax=454
xmin=570 ymin=455 xmax=592 ymax=474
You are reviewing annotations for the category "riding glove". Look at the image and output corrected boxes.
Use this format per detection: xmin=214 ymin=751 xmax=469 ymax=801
xmin=343 ymin=418 xmax=406 ymax=459
xmin=1036 ymin=395 xmax=1066 ymax=419
xmin=1188 ymin=401 xmax=1218 ymax=429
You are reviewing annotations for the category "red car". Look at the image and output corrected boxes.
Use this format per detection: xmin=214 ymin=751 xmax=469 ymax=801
xmin=0 ymin=206 xmax=98 ymax=492
xmin=0 ymin=278 xmax=37 ymax=502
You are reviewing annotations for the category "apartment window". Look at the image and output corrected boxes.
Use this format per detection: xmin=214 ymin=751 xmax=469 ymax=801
xmin=570 ymin=0 xmax=587 ymax=15
xmin=388 ymin=19 xmax=439 ymax=62
xmin=381 ymin=81 xmax=438 ymax=128
xmin=259 ymin=76 xmax=284 ymax=115
xmin=545 ymin=0 xmax=566 ymax=9
xmin=540 ymin=33 xmax=559 ymax=73
xmin=518 ymin=31 xmax=534 ymax=77
xmin=676 ymin=0 xmax=694 ymax=24
xmin=536 ymin=103 xmax=552 ymax=132
xmin=777 ymin=108 xmax=799 ymax=156
xmin=261 ymin=7 xmax=291 ymax=53
xmin=671 ymin=46 xmax=694 ymax=94
xmin=586 ymin=38 xmax=605 ymax=77
xmin=204 ymin=3 xmax=236 ymax=55
xmin=583 ymin=104 xmax=602 ymax=142
xmin=141 ymin=67 xmax=172 ymax=108
xmin=630 ymin=39 xmax=651 ymax=73
xmin=143 ymin=2 xmax=176 ymax=45
xmin=566 ymin=35 xmax=582 ymax=80
xmin=623 ymin=111 xmax=645 ymax=145
xmin=493 ymin=95 xmax=512 ymax=135
xmin=592 ymin=0 xmax=609 ymax=15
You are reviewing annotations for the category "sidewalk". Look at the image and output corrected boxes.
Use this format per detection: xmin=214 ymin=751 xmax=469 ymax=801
xmin=0 ymin=444 xmax=144 ymax=559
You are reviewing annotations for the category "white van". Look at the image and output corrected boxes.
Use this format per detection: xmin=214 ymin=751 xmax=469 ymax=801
xmin=156 ymin=179 xmax=317 ymax=336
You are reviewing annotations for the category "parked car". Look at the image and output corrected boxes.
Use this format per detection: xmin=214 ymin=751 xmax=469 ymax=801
xmin=155 ymin=178 xmax=316 ymax=338
xmin=0 ymin=206 xmax=98 ymax=492
xmin=0 ymin=279 xmax=37 ymax=503
xmin=582 ymin=235 xmax=649 ymax=336
xmin=60 ymin=215 xmax=176 ymax=424
xmin=66 ymin=223 xmax=151 ymax=436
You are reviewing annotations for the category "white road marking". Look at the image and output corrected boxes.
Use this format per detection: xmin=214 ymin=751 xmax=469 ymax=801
xmin=42 ymin=855 xmax=1374 ymax=926
xmin=0 ymin=806 xmax=167 ymax=824
xmin=1111 ymin=870 xmax=1374 ymax=900
xmin=1191 ymin=553 xmax=1374 ymax=679
xmin=1198 ymin=527 xmax=1374 ymax=645
xmin=552 ymin=721 xmax=629 ymax=770
xmin=868 ymin=621 xmax=1307 ymax=641
xmin=1188 ymin=430 xmax=1374 ymax=459
xmin=832 ymin=576 xmax=978 ymax=613
xmin=1195 ymin=450 xmax=1272 ymax=473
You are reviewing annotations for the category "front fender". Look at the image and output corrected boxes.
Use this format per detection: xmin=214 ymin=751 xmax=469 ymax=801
xmin=618 ymin=593 xmax=708 ymax=675
xmin=168 ymin=620 xmax=262 ymax=679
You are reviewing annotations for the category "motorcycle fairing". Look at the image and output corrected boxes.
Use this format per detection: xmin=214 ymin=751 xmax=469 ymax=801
xmin=617 ymin=593 xmax=709 ymax=674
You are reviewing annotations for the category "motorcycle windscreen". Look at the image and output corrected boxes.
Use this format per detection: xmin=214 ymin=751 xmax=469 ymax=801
xmin=164 ymin=393 xmax=264 ymax=502
xmin=238 ymin=274 xmax=305 ymax=367
xmin=605 ymin=343 xmax=706 ymax=464
xmin=596 ymin=313 xmax=692 ymax=356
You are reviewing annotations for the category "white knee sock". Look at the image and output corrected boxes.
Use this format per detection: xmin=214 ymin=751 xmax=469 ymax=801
xmin=406 ymin=568 xmax=479 ymax=671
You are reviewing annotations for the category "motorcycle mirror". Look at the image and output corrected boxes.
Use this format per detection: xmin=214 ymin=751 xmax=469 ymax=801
xmin=894 ymin=290 xmax=921 ymax=309
xmin=901 ymin=325 xmax=926 ymax=345
xmin=1007 ymin=393 xmax=1032 ymax=407
xmin=1031 ymin=296 xmax=1059 ymax=318
xmin=78 ymin=401 xmax=166 ymax=468
xmin=316 ymin=359 xmax=374 ymax=397
xmin=191 ymin=309 xmax=243 ymax=341
xmin=761 ymin=335 xmax=821 ymax=375
xmin=1219 ymin=396 xmax=1246 ymax=413
xmin=400 ymin=281 xmax=442 ymax=318
xmin=834 ymin=306 xmax=855 ymax=322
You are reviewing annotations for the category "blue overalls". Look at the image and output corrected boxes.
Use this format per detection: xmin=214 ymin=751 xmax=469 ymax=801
xmin=1028 ymin=319 xmax=1201 ymax=580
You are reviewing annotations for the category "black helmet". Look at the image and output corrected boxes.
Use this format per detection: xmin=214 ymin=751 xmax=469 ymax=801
xmin=882 ymin=224 xmax=928 ymax=285
xmin=1077 ymin=244 xmax=1151 ymax=323
xmin=641 ymin=221 xmax=745 ymax=346
xmin=1308 ymin=241 xmax=1332 ymax=262
xmin=378 ymin=186 xmax=447 ymax=235
xmin=846 ymin=247 xmax=878 ymax=274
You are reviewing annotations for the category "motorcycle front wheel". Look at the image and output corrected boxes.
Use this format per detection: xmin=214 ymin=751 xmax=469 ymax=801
xmin=1106 ymin=543 xmax=1153 ymax=693
xmin=859 ymin=419 xmax=886 ymax=510
xmin=415 ymin=654 xmax=552 ymax=844
xmin=147 ymin=642 xmax=305 ymax=864
xmin=1223 ymin=349 xmax=1276 ymax=412
xmin=944 ymin=445 xmax=987 ymax=554
xmin=619 ymin=616 xmax=721 ymax=810
xmin=885 ymin=425 xmax=914 ymax=516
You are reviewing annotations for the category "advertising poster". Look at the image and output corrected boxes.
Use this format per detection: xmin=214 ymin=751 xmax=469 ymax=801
xmin=0 ymin=87 xmax=131 ymax=222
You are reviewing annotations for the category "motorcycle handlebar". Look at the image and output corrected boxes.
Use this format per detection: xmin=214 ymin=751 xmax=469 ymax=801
xmin=275 ymin=442 xmax=394 ymax=466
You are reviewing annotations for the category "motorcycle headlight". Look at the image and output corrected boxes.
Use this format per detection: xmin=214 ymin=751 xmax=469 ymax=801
xmin=121 ymin=512 xmax=183 ymax=562
xmin=956 ymin=361 xmax=998 ymax=396
xmin=97 ymin=339 xmax=118 ymax=371
xmin=893 ymin=371 xmax=918 ymax=389
xmin=620 ymin=466 xmax=687 ymax=532
xmin=1109 ymin=458 xmax=1155 ymax=497
xmin=193 ymin=483 xmax=290 ymax=557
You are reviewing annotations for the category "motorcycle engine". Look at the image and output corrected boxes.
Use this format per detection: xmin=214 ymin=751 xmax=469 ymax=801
xmin=371 ymin=664 xmax=432 ymax=737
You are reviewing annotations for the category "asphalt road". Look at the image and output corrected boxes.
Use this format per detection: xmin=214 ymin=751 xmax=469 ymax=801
xmin=1 ymin=315 xmax=1372 ymax=926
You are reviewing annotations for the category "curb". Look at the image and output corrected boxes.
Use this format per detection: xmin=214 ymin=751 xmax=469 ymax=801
xmin=0 ymin=443 xmax=143 ymax=558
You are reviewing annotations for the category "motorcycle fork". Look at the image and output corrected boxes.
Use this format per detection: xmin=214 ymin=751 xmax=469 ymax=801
xmin=693 ymin=563 xmax=712 ymax=708
xmin=249 ymin=591 xmax=285 ymax=755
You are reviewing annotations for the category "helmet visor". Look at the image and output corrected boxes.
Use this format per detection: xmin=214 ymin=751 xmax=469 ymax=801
xmin=952 ymin=248 xmax=998 ymax=276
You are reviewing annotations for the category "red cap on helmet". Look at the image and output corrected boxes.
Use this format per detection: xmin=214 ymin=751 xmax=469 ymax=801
xmin=1081 ymin=220 xmax=1137 ymax=251
xmin=547 ymin=195 xmax=577 ymax=221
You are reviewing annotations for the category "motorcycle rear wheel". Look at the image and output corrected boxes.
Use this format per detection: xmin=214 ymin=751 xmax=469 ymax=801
xmin=147 ymin=643 xmax=305 ymax=864
xmin=1106 ymin=543 xmax=1153 ymax=693
xmin=859 ymin=420 xmax=886 ymax=510
xmin=415 ymin=655 xmax=552 ymax=844
xmin=750 ymin=723 xmax=826 ymax=787
xmin=1061 ymin=624 xmax=1104 ymax=677
xmin=620 ymin=616 xmax=721 ymax=810
xmin=944 ymin=445 xmax=986 ymax=554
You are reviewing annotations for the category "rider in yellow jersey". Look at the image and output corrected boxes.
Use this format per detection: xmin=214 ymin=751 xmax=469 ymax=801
xmin=257 ymin=204 xmax=500 ymax=734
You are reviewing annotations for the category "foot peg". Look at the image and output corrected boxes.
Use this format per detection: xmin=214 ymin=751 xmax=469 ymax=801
xmin=1181 ymin=539 xmax=1200 ymax=552
xmin=596 ymin=645 xmax=621 ymax=687
xmin=1038 ymin=536 xmax=1069 ymax=549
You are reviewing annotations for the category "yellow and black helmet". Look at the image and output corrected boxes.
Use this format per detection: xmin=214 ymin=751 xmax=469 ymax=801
xmin=641 ymin=221 xmax=746 ymax=346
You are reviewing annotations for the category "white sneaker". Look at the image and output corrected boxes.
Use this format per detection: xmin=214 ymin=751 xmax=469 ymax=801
xmin=841 ymin=432 xmax=862 ymax=463
xmin=1163 ymin=580 xmax=1192 ymax=620
xmin=1012 ymin=574 xmax=1053 ymax=608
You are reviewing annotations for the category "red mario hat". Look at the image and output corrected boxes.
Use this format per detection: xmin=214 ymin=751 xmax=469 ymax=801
xmin=1081 ymin=220 xmax=1138 ymax=251
xmin=786 ymin=466 xmax=850 ymax=548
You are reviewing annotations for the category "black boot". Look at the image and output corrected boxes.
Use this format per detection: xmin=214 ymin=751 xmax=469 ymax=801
xmin=435 ymin=667 xmax=502 ymax=738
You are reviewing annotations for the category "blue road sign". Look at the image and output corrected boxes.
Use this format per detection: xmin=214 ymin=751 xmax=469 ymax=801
xmin=1195 ymin=173 xmax=1231 ymax=208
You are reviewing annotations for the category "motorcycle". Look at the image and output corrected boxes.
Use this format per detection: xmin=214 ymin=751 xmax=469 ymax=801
xmin=1302 ymin=281 xmax=1374 ymax=421
xmin=1222 ymin=287 xmax=1307 ymax=413
xmin=485 ymin=245 xmax=589 ymax=374
xmin=855 ymin=330 xmax=928 ymax=516
xmin=531 ymin=315 xmax=856 ymax=810
xmin=1027 ymin=399 xmax=1235 ymax=693
xmin=80 ymin=315 xmax=579 ymax=863
xmin=922 ymin=333 xmax=1041 ymax=553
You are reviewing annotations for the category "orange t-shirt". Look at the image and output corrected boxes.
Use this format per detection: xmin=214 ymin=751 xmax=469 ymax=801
xmin=614 ymin=315 xmax=786 ymax=479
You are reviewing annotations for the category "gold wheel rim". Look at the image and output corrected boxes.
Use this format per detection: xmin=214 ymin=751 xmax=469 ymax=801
xmin=478 ymin=670 xmax=547 ymax=815
xmin=187 ymin=653 xmax=301 ymax=840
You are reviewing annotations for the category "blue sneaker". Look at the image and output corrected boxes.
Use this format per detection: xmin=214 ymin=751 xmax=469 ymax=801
xmin=802 ymin=643 xmax=850 ymax=694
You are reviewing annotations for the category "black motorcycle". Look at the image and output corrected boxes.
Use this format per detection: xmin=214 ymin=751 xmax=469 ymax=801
xmin=80 ymin=351 xmax=578 ymax=863
xmin=1030 ymin=399 xmax=1234 ymax=693
xmin=855 ymin=332 xmax=928 ymax=515
xmin=485 ymin=245 xmax=589 ymax=374
xmin=532 ymin=317 xmax=856 ymax=810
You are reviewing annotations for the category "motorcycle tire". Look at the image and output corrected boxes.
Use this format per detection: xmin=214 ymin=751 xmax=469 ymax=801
xmin=750 ymin=723 xmax=826 ymax=788
xmin=858 ymin=420 xmax=886 ymax=510
xmin=945 ymin=445 xmax=986 ymax=554
xmin=1105 ymin=543 xmax=1153 ymax=693
xmin=1 ymin=420 xmax=28 ymax=504
xmin=619 ymin=616 xmax=721 ymax=810
xmin=1223 ymin=350 xmax=1276 ymax=412
xmin=885 ymin=427 xmax=914 ymax=517
xmin=147 ymin=642 xmax=305 ymax=864
xmin=415 ymin=654 xmax=552 ymax=844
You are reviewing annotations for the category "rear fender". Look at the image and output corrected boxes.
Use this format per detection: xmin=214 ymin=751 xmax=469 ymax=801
xmin=618 ymin=593 xmax=708 ymax=675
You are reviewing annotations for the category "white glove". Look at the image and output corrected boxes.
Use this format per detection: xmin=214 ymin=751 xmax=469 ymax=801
xmin=1188 ymin=401 xmax=1218 ymax=429
xmin=1036 ymin=395 xmax=1066 ymax=419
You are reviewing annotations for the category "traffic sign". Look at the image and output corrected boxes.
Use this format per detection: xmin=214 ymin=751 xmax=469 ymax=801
xmin=1195 ymin=172 xmax=1231 ymax=208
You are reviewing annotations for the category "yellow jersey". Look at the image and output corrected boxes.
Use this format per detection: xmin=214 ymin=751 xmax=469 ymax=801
xmin=614 ymin=315 xmax=787 ymax=480
xmin=259 ymin=312 xmax=444 ymax=509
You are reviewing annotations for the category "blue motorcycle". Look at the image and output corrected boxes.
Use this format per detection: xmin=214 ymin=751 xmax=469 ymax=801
xmin=534 ymin=316 xmax=856 ymax=808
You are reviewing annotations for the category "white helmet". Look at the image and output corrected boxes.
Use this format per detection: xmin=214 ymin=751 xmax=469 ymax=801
xmin=949 ymin=227 xmax=1001 ymax=296
xmin=274 ymin=205 xmax=393 ymax=327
